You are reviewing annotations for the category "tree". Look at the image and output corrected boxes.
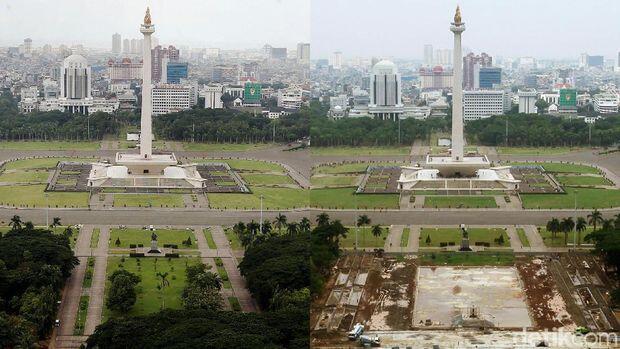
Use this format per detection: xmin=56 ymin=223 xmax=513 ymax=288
xmin=371 ymin=225 xmax=382 ymax=239
xmin=181 ymin=265 xmax=222 ymax=312
xmin=19 ymin=286 xmax=57 ymax=337
xmin=560 ymin=217 xmax=575 ymax=246
xmin=286 ymin=222 xmax=299 ymax=236
xmin=9 ymin=215 xmax=22 ymax=231
xmin=588 ymin=209 xmax=604 ymax=232
xmin=425 ymin=235 xmax=431 ymax=245
xmin=316 ymin=213 xmax=330 ymax=227
xmin=115 ymin=237 xmax=121 ymax=247
xmin=52 ymin=217 xmax=61 ymax=228
xmin=614 ymin=213 xmax=620 ymax=230
xmin=602 ymin=218 xmax=615 ymax=231
xmin=576 ymin=217 xmax=587 ymax=247
xmin=274 ymin=213 xmax=287 ymax=234
xmin=535 ymin=99 xmax=549 ymax=114
xmin=356 ymin=215 xmax=371 ymax=248
xmin=106 ymin=269 xmax=141 ymax=313
xmin=546 ymin=218 xmax=560 ymax=240
xmin=299 ymin=217 xmax=311 ymax=233
xmin=156 ymin=272 xmax=170 ymax=309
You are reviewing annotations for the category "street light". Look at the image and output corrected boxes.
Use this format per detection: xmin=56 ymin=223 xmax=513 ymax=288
xmin=45 ymin=193 xmax=49 ymax=227
xmin=259 ymin=195 xmax=264 ymax=234
xmin=573 ymin=190 xmax=578 ymax=249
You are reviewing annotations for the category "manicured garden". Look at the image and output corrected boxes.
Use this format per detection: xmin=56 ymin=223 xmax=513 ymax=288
xmin=224 ymin=229 xmax=242 ymax=250
xmin=516 ymin=228 xmax=530 ymax=247
xmin=241 ymin=173 xmax=295 ymax=186
xmin=537 ymin=226 xmax=594 ymax=247
xmin=0 ymin=141 xmax=100 ymax=151
xmin=419 ymin=228 xmax=510 ymax=248
xmin=310 ymin=187 xmax=399 ymax=209
xmin=103 ymin=257 xmax=201 ymax=320
xmin=521 ymin=188 xmax=620 ymax=209
xmin=203 ymin=228 xmax=217 ymax=249
xmin=424 ymin=196 xmax=498 ymax=208
xmin=400 ymin=227 xmax=410 ymax=248
xmin=113 ymin=194 xmax=185 ymax=208
xmin=497 ymin=147 xmax=581 ymax=155
xmin=208 ymin=187 xmax=308 ymax=209
xmin=311 ymin=174 xmax=361 ymax=188
xmin=0 ymin=185 xmax=89 ymax=208
xmin=339 ymin=226 xmax=389 ymax=248
xmin=108 ymin=228 xmax=197 ymax=249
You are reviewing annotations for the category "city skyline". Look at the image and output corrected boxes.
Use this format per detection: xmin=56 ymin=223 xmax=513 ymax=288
xmin=0 ymin=0 xmax=310 ymax=49
xmin=311 ymin=0 xmax=620 ymax=60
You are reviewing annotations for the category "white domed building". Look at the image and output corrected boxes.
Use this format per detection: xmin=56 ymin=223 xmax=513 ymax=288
xmin=61 ymin=54 xmax=91 ymax=100
xmin=368 ymin=60 xmax=404 ymax=120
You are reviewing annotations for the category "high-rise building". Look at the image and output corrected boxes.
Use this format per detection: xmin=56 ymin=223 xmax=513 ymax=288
xmin=112 ymin=33 xmax=122 ymax=54
xmin=277 ymin=87 xmax=303 ymax=109
xmin=586 ymin=55 xmax=604 ymax=68
xmin=243 ymin=82 xmax=262 ymax=106
xmin=367 ymin=60 xmax=404 ymax=120
xmin=61 ymin=54 xmax=91 ymax=100
xmin=559 ymin=88 xmax=577 ymax=112
xmin=151 ymin=45 xmax=180 ymax=82
xmin=123 ymin=39 xmax=130 ymax=54
xmin=518 ymin=89 xmax=537 ymax=114
xmin=107 ymin=58 xmax=143 ymax=81
xmin=152 ymin=84 xmax=193 ymax=115
xmin=296 ymin=43 xmax=310 ymax=64
xmin=463 ymin=90 xmax=506 ymax=121
xmin=433 ymin=48 xmax=452 ymax=66
xmin=476 ymin=67 xmax=501 ymax=89
xmin=419 ymin=66 xmax=453 ymax=90
xmin=330 ymin=51 xmax=343 ymax=69
xmin=270 ymin=47 xmax=287 ymax=60
xmin=166 ymin=62 xmax=188 ymax=84
xmin=424 ymin=44 xmax=434 ymax=66
xmin=463 ymin=52 xmax=492 ymax=89
xmin=593 ymin=93 xmax=619 ymax=114
xmin=23 ymin=38 xmax=33 ymax=55
xmin=202 ymin=85 xmax=224 ymax=109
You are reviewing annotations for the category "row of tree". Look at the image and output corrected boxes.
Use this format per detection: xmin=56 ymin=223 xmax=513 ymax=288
xmin=0 ymin=218 xmax=78 ymax=347
xmin=545 ymin=209 xmax=620 ymax=246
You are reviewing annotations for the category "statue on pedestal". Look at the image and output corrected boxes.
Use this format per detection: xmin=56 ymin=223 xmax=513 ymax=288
xmin=149 ymin=231 xmax=161 ymax=253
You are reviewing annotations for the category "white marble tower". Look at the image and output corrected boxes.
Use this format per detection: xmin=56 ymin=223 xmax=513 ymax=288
xmin=450 ymin=6 xmax=465 ymax=161
xmin=140 ymin=7 xmax=154 ymax=159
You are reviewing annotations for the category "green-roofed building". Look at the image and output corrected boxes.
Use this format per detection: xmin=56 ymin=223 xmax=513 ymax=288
xmin=243 ymin=82 xmax=262 ymax=106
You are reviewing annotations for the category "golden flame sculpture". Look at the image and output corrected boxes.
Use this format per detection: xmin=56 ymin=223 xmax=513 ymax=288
xmin=454 ymin=5 xmax=462 ymax=24
xmin=144 ymin=7 xmax=152 ymax=26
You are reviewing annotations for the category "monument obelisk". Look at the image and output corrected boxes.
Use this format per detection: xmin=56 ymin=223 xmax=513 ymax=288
xmin=140 ymin=7 xmax=154 ymax=159
xmin=450 ymin=6 xmax=465 ymax=162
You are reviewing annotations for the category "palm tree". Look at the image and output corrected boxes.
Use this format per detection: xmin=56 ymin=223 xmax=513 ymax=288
xmin=286 ymin=222 xmax=299 ymax=236
xmin=9 ymin=215 xmax=22 ymax=231
xmin=560 ymin=217 xmax=575 ymax=246
xmin=299 ymin=217 xmax=311 ymax=233
xmin=587 ymin=209 xmax=603 ymax=232
xmin=24 ymin=221 xmax=34 ymax=230
xmin=356 ymin=215 xmax=371 ymax=248
xmin=156 ymin=271 xmax=170 ymax=309
xmin=613 ymin=213 xmax=620 ymax=229
xmin=316 ymin=213 xmax=330 ymax=227
xmin=601 ymin=218 xmax=614 ymax=231
xmin=371 ymin=225 xmax=383 ymax=240
xmin=52 ymin=217 xmax=61 ymax=229
xmin=546 ymin=218 xmax=560 ymax=241
xmin=274 ymin=213 xmax=287 ymax=234
xmin=575 ymin=217 xmax=587 ymax=247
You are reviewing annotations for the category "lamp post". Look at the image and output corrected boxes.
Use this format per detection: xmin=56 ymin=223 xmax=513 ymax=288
xmin=45 ymin=193 xmax=49 ymax=227
xmin=573 ymin=190 xmax=578 ymax=249
xmin=259 ymin=195 xmax=264 ymax=234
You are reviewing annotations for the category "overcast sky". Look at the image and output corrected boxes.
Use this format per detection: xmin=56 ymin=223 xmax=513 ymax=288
xmin=0 ymin=0 xmax=310 ymax=49
xmin=311 ymin=0 xmax=620 ymax=60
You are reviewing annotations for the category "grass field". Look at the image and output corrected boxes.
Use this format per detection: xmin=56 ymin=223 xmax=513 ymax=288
xmin=509 ymin=162 xmax=600 ymax=175
xmin=103 ymin=257 xmax=201 ymax=320
xmin=311 ymin=175 xmax=361 ymax=187
xmin=183 ymin=143 xmax=270 ymax=152
xmin=203 ymin=228 xmax=217 ymax=249
xmin=424 ymin=196 xmax=498 ymax=208
xmin=538 ymin=226 xmax=594 ymax=247
xmin=516 ymin=228 xmax=530 ymax=247
xmin=109 ymin=228 xmax=197 ymax=249
xmin=208 ymin=187 xmax=308 ymax=209
xmin=241 ymin=173 xmax=295 ymax=186
xmin=214 ymin=257 xmax=232 ymax=289
xmin=73 ymin=295 xmax=89 ymax=335
xmin=400 ymin=227 xmax=410 ymax=248
xmin=0 ymin=185 xmax=89 ymax=207
xmin=83 ymin=257 xmax=95 ymax=288
xmin=418 ymin=252 xmax=515 ymax=266
xmin=521 ymin=188 xmax=620 ymax=209
xmin=224 ymin=229 xmax=243 ymax=250
xmin=0 ymin=169 xmax=50 ymax=183
xmin=556 ymin=175 xmax=612 ymax=187
xmin=113 ymin=194 xmax=185 ymax=208
xmin=90 ymin=228 xmax=100 ymax=248
xmin=313 ymin=162 xmax=405 ymax=175
xmin=310 ymin=187 xmax=399 ymax=209
xmin=419 ymin=228 xmax=510 ymax=248
xmin=340 ymin=226 xmax=389 ymax=248
xmin=0 ymin=141 xmax=100 ymax=151
xmin=2 ymin=157 xmax=95 ymax=171
xmin=311 ymin=146 xmax=411 ymax=156
xmin=497 ymin=147 xmax=581 ymax=155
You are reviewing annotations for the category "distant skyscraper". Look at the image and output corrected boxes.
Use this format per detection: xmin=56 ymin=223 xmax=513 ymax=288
xmin=61 ymin=54 xmax=91 ymax=100
xmin=330 ymin=52 xmax=343 ymax=69
xmin=123 ymin=39 xmax=130 ymax=54
xmin=586 ymin=55 xmax=604 ymax=68
xmin=270 ymin=47 xmax=287 ymax=60
xmin=424 ymin=44 xmax=433 ymax=66
xmin=151 ymin=45 xmax=180 ymax=82
xmin=166 ymin=62 xmax=188 ymax=84
xmin=23 ymin=38 xmax=33 ymax=55
xmin=434 ymin=49 xmax=452 ymax=66
xmin=463 ymin=52 xmax=492 ymax=90
xmin=112 ymin=33 xmax=121 ymax=54
xmin=476 ymin=67 xmax=502 ymax=89
xmin=296 ymin=43 xmax=310 ymax=64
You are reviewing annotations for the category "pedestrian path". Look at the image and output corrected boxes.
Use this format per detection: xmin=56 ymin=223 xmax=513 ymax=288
xmin=384 ymin=225 xmax=404 ymax=252
xmin=84 ymin=226 xmax=109 ymax=335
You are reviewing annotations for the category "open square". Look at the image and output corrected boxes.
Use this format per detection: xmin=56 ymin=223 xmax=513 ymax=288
xmin=413 ymin=266 xmax=532 ymax=328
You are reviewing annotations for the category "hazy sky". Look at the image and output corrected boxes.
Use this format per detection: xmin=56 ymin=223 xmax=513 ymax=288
xmin=311 ymin=0 xmax=620 ymax=60
xmin=0 ymin=0 xmax=310 ymax=49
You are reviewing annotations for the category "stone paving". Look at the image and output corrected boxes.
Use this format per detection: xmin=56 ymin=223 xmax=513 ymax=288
xmin=84 ymin=226 xmax=109 ymax=335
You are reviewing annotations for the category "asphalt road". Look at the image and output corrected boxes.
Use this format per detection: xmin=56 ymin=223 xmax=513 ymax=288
xmin=1 ymin=207 xmax=618 ymax=227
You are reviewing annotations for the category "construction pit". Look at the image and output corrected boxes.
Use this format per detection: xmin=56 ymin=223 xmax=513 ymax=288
xmin=311 ymin=252 xmax=620 ymax=348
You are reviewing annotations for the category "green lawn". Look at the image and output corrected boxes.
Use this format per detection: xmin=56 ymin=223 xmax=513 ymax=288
xmin=313 ymin=162 xmax=405 ymax=175
xmin=497 ymin=147 xmax=581 ymax=155
xmin=521 ymin=188 xmax=620 ymax=209
xmin=2 ymin=157 xmax=96 ymax=171
xmin=418 ymin=252 xmax=515 ymax=266
xmin=203 ymin=228 xmax=217 ymax=249
xmin=340 ymin=226 xmax=389 ymax=248
xmin=0 ymin=185 xmax=89 ymax=207
xmin=208 ymin=187 xmax=308 ymax=209
xmin=310 ymin=188 xmax=399 ymax=209
xmin=228 ymin=296 xmax=241 ymax=311
xmin=214 ymin=257 xmax=232 ymax=289
xmin=311 ymin=175 xmax=361 ymax=187
xmin=90 ymin=228 xmax=100 ymax=248
xmin=419 ymin=228 xmax=510 ymax=248
xmin=217 ymin=159 xmax=284 ymax=173
xmin=538 ymin=226 xmax=594 ymax=247
xmin=0 ymin=141 xmax=100 ymax=151
xmin=224 ymin=229 xmax=243 ymax=250
xmin=516 ymin=228 xmax=530 ymax=247
xmin=400 ymin=228 xmax=410 ymax=248
xmin=555 ymin=175 xmax=612 ymax=187
xmin=424 ymin=196 xmax=498 ymax=208
xmin=103 ymin=257 xmax=201 ymax=320
xmin=183 ymin=143 xmax=270 ymax=152
xmin=113 ymin=194 xmax=185 ymax=208
xmin=109 ymin=228 xmax=197 ymax=249
xmin=83 ymin=257 xmax=95 ymax=288
xmin=510 ymin=162 xmax=600 ymax=175
xmin=241 ymin=173 xmax=295 ymax=186
xmin=73 ymin=295 xmax=89 ymax=335
xmin=0 ymin=169 xmax=50 ymax=183
xmin=311 ymin=146 xmax=411 ymax=156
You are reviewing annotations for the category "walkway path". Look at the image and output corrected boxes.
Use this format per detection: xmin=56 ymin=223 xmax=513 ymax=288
xmin=282 ymin=163 xmax=310 ymax=189
xmin=520 ymin=224 xmax=547 ymax=252
xmin=84 ymin=226 xmax=109 ymax=335
xmin=506 ymin=226 xmax=524 ymax=252
xmin=209 ymin=225 xmax=257 ymax=312
xmin=384 ymin=225 xmax=404 ymax=252
xmin=407 ymin=225 xmax=420 ymax=252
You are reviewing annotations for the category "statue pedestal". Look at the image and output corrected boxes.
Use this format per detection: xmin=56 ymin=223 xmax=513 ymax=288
xmin=148 ymin=239 xmax=161 ymax=254
xmin=459 ymin=237 xmax=472 ymax=252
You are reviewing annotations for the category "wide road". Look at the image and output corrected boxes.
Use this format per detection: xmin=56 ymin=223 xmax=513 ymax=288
xmin=1 ymin=207 xmax=618 ymax=227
